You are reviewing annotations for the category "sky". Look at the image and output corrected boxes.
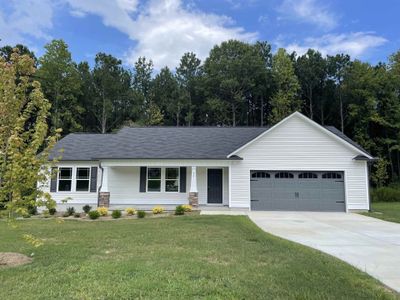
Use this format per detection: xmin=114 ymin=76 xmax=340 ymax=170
xmin=0 ymin=0 xmax=399 ymax=69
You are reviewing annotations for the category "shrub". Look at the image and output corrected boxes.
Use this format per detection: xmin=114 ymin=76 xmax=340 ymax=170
xmin=125 ymin=207 xmax=136 ymax=216
xmin=49 ymin=208 xmax=57 ymax=215
xmin=175 ymin=205 xmax=185 ymax=215
xmin=88 ymin=210 xmax=100 ymax=220
xmin=112 ymin=210 xmax=122 ymax=219
xmin=137 ymin=210 xmax=146 ymax=218
xmin=372 ymin=187 xmax=400 ymax=202
xmin=28 ymin=206 xmax=37 ymax=216
xmin=182 ymin=204 xmax=192 ymax=212
xmin=152 ymin=206 xmax=164 ymax=214
xmin=66 ymin=207 xmax=75 ymax=216
xmin=97 ymin=207 xmax=108 ymax=216
xmin=82 ymin=205 xmax=92 ymax=214
xmin=74 ymin=212 xmax=81 ymax=218
xmin=42 ymin=210 xmax=50 ymax=218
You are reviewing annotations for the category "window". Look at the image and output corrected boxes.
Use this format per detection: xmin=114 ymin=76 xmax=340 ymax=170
xmin=322 ymin=172 xmax=342 ymax=179
xmin=58 ymin=168 xmax=72 ymax=191
xmin=165 ymin=168 xmax=179 ymax=192
xmin=275 ymin=172 xmax=294 ymax=179
xmin=251 ymin=171 xmax=270 ymax=178
xmin=147 ymin=168 xmax=161 ymax=192
xmin=298 ymin=172 xmax=318 ymax=179
xmin=76 ymin=167 xmax=90 ymax=191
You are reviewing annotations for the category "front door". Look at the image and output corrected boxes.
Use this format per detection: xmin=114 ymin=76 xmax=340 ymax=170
xmin=207 ymin=169 xmax=223 ymax=204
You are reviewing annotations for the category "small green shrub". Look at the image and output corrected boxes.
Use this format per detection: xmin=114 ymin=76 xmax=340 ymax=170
xmin=74 ymin=212 xmax=81 ymax=218
xmin=88 ymin=210 xmax=100 ymax=220
xmin=66 ymin=207 xmax=75 ymax=216
xmin=49 ymin=208 xmax=57 ymax=215
xmin=28 ymin=206 xmax=37 ymax=215
xmin=175 ymin=205 xmax=185 ymax=215
xmin=82 ymin=205 xmax=92 ymax=214
xmin=372 ymin=187 xmax=400 ymax=202
xmin=112 ymin=210 xmax=122 ymax=219
xmin=137 ymin=210 xmax=146 ymax=218
xmin=42 ymin=210 xmax=50 ymax=218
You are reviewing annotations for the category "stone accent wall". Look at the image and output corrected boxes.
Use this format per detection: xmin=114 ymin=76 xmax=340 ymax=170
xmin=98 ymin=192 xmax=110 ymax=207
xmin=189 ymin=192 xmax=198 ymax=207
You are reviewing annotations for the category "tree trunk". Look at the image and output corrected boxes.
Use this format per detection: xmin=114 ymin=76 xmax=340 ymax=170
xmin=260 ymin=96 xmax=264 ymax=126
xmin=232 ymin=103 xmax=236 ymax=127
xmin=309 ymin=86 xmax=313 ymax=120
xmin=339 ymin=86 xmax=344 ymax=133
xmin=176 ymin=112 xmax=180 ymax=127
xmin=101 ymin=88 xmax=106 ymax=134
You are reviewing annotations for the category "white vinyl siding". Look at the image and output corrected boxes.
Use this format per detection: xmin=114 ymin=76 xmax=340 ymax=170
xmin=40 ymin=161 xmax=100 ymax=206
xmin=230 ymin=114 xmax=369 ymax=211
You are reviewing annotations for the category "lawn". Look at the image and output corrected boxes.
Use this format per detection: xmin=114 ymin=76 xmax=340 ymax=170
xmin=362 ymin=202 xmax=400 ymax=224
xmin=0 ymin=215 xmax=398 ymax=299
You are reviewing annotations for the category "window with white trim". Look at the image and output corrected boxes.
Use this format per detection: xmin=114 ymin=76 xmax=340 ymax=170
xmin=58 ymin=167 xmax=72 ymax=191
xmin=147 ymin=168 xmax=161 ymax=192
xmin=76 ymin=167 xmax=90 ymax=191
xmin=165 ymin=168 xmax=179 ymax=192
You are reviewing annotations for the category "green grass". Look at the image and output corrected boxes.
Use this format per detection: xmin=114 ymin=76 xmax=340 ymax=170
xmin=0 ymin=216 xmax=398 ymax=299
xmin=362 ymin=202 xmax=400 ymax=224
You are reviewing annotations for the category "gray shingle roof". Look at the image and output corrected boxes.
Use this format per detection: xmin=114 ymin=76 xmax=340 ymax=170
xmin=50 ymin=127 xmax=267 ymax=161
xmin=50 ymin=125 xmax=371 ymax=161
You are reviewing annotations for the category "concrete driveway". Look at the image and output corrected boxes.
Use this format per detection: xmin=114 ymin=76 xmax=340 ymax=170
xmin=249 ymin=212 xmax=400 ymax=293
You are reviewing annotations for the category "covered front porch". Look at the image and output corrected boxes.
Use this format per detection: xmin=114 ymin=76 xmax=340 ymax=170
xmin=98 ymin=159 xmax=232 ymax=209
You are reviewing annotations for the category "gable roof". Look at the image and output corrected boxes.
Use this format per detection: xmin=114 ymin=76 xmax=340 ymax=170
xmin=50 ymin=112 xmax=372 ymax=161
xmin=228 ymin=111 xmax=373 ymax=159
xmin=49 ymin=127 xmax=267 ymax=161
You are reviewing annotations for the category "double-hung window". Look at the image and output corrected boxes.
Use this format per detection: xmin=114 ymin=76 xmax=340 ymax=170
xmin=58 ymin=168 xmax=72 ymax=191
xmin=76 ymin=167 xmax=90 ymax=191
xmin=147 ymin=168 xmax=161 ymax=192
xmin=165 ymin=168 xmax=179 ymax=192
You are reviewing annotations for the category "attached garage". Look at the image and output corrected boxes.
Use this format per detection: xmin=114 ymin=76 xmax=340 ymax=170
xmin=250 ymin=170 xmax=346 ymax=212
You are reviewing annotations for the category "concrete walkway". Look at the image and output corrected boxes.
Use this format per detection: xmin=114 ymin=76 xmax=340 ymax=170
xmin=248 ymin=211 xmax=400 ymax=293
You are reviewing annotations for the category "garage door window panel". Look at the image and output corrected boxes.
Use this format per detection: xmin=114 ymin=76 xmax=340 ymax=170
xmin=275 ymin=172 xmax=294 ymax=179
xmin=322 ymin=172 xmax=342 ymax=179
xmin=298 ymin=172 xmax=318 ymax=179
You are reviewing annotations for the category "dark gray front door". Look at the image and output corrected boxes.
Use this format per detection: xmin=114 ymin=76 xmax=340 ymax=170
xmin=250 ymin=171 xmax=345 ymax=212
xmin=207 ymin=169 xmax=223 ymax=204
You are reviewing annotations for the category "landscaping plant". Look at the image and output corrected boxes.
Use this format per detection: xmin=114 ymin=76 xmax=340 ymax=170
xmin=182 ymin=205 xmax=192 ymax=212
xmin=97 ymin=207 xmax=108 ymax=216
xmin=88 ymin=210 xmax=100 ymax=220
xmin=82 ymin=205 xmax=92 ymax=214
xmin=175 ymin=205 xmax=185 ymax=215
xmin=152 ymin=206 xmax=164 ymax=214
xmin=111 ymin=210 xmax=122 ymax=219
xmin=137 ymin=210 xmax=146 ymax=218
xmin=48 ymin=208 xmax=57 ymax=215
xmin=66 ymin=207 xmax=75 ymax=216
xmin=74 ymin=212 xmax=81 ymax=218
xmin=125 ymin=207 xmax=136 ymax=216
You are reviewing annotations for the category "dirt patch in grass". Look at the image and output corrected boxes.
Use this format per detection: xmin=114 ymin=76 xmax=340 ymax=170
xmin=0 ymin=252 xmax=32 ymax=268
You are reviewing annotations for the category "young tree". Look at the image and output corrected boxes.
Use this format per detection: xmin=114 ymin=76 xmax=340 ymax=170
xmin=0 ymin=50 xmax=60 ymax=216
xmin=132 ymin=57 xmax=153 ymax=122
xmin=269 ymin=48 xmax=301 ymax=124
xmin=36 ymin=40 xmax=83 ymax=134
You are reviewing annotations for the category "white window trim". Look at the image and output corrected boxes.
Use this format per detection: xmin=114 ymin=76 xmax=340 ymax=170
xmin=76 ymin=167 xmax=91 ymax=192
xmin=145 ymin=167 xmax=180 ymax=193
xmin=165 ymin=167 xmax=180 ymax=193
xmin=55 ymin=166 xmax=93 ymax=193
xmin=146 ymin=167 xmax=162 ymax=193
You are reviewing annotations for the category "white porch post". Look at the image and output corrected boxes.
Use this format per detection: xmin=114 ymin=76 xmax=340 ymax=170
xmin=101 ymin=166 xmax=109 ymax=192
xmin=189 ymin=166 xmax=199 ymax=207
xmin=99 ymin=166 xmax=110 ymax=207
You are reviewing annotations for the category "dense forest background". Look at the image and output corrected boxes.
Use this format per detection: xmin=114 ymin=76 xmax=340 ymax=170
xmin=1 ymin=39 xmax=399 ymax=186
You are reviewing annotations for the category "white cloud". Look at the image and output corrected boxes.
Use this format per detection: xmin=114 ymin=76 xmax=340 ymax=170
xmin=278 ymin=0 xmax=337 ymax=30
xmin=279 ymin=32 xmax=387 ymax=58
xmin=0 ymin=0 xmax=53 ymax=47
xmin=66 ymin=0 xmax=257 ymax=69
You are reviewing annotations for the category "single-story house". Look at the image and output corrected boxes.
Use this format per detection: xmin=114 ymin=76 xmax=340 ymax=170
xmin=42 ymin=112 xmax=374 ymax=212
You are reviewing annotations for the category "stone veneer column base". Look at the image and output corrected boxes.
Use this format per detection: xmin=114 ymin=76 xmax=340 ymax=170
xmin=98 ymin=192 xmax=110 ymax=207
xmin=189 ymin=192 xmax=199 ymax=207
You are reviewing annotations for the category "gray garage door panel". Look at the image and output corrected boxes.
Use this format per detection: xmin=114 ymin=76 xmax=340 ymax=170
xmin=250 ymin=171 xmax=345 ymax=212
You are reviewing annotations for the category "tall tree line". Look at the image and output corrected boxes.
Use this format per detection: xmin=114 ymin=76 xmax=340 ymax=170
xmin=1 ymin=39 xmax=400 ymax=185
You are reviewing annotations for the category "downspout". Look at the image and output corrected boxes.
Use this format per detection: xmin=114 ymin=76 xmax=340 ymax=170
xmin=367 ymin=161 xmax=372 ymax=212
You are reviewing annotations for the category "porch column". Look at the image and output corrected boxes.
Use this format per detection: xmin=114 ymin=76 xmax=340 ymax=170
xmin=99 ymin=166 xmax=110 ymax=207
xmin=189 ymin=166 xmax=198 ymax=207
